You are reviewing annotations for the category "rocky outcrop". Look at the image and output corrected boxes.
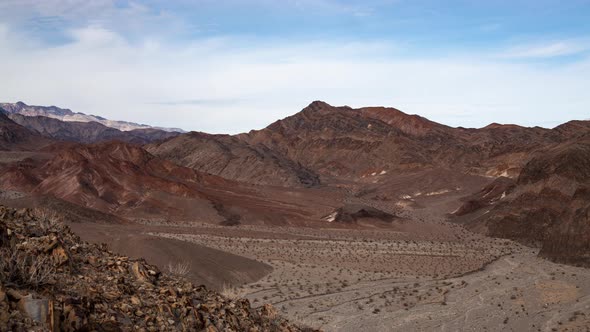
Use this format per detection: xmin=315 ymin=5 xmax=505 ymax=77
xmin=0 ymin=206 xmax=309 ymax=331
xmin=323 ymin=204 xmax=397 ymax=224
xmin=453 ymin=177 xmax=516 ymax=217
xmin=454 ymin=136 xmax=590 ymax=266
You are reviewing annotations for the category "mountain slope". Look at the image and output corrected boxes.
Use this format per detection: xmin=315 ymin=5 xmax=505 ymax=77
xmin=147 ymin=132 xmax=320 ymax=187
xmin=7 ymin=113 xmax=179 ymax=144
xmin=149 ymin=100 xmax=586 ymax=189
xmin=241 ymin=101 xmax=566 ymax=179
xmin=0 ymin=109 xmax=52 ymax=151
xmin=453 ymin=135 xmax=590 ymax=266
xmin=0 ymin=140 xmax=339 ymax=225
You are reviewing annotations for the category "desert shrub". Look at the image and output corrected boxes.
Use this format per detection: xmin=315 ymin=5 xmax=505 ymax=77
xmin=167 ymin=261 xmax=190 ymax=277
xmin=221 ymin=283 xmax=245 ymax=300
xmin=32 ymin=208 xmax=64 ymax=232
xmin=0 ymin=248 xmax=56 ymax=288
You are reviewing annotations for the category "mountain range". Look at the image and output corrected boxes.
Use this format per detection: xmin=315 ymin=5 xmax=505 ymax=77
xmin=0 ymin=101 xmax=184 ymax=132
xmin=1 ymin=100 xmax=589 ymax=267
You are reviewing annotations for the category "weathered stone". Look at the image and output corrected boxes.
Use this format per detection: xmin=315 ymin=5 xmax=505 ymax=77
xmin=0 ymin=206 xmax=310 ymax=332
xmin=260 ymin=303 xmax=278 ymax=319
xmin=131 ymin=262 xmax=158 ymax=285
xmin=62 ymin=303 xmax=88 ymax=332
xmin=17 ymin=295 xmax=50 ymax=325
xmin=6 ymin=288 xmax=24 ymax=301
xmin=0 ymin=287 xmax=9 ymax=326
xmin=51 ymin=245 xmax=70 ymax=266
xmin=130 ymin=296 xmax=141 ymax=306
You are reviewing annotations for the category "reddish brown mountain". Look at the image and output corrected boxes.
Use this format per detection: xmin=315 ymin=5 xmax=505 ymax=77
xmin=239 ymin=101 xmax=566 ymax=180
xmin=148 ymin=100 xmax=584 ymax=187
xmin=147 ymin=132 xmax=319 ymax=187
xmin=359 ymin=106 xmax=450 ymax=136
xmin=0 ymin=140 xmax=339 ymax=225
xmin=454 ymin=135 xmax=590 ymax=266
xmin=4 ymin=100 xmax=590 ymax=267
xmin=0 ymin=142 xmax=211 ymax=219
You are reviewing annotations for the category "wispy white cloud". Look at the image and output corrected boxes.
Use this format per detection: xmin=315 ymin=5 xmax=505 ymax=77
xmin=0 ymin=0 xmax=190 ymax=44
xmin=499 ymin=39 xmax=590 ymax=59
xmin=1 ymin=23 xmax=588 ymax=133
xmin=0 ymin=1 xmax=588 ymax=133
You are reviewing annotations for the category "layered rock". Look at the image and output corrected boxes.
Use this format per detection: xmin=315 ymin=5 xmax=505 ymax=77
xmin=454 ymin=135 xmax=590 ymax=266
xmin=147 ymin=132 xmax=319 ymax=187
xmin=240 ymin=101 xmax=570 ymax=180
xmin=323 ymin=204 xmax=397 ymax=224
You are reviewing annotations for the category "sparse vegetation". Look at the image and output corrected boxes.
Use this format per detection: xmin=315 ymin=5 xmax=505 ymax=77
xmin=166 ymin=261 xmax=191 ymax=277
xmin=0 ymin=249 xmax=56 ymax=288
xmin=221 ymin=283 xmax=245 ymax=300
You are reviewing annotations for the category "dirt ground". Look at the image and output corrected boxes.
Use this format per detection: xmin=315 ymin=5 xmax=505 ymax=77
xmin=69 ymin=222 xmax=272 ymax=290
xmin=147 ymin=223 xmax=590 ymax=332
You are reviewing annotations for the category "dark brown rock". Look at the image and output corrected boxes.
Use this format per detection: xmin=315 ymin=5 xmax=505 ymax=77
xmin=0 ymin=206 xmax=311 ymax=331
xmin=454 ymin=135 xmax=590 ymax=266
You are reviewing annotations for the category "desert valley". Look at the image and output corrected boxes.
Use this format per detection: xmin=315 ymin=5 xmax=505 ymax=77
xmin=1 ymin=100 xmax=589 ymax=331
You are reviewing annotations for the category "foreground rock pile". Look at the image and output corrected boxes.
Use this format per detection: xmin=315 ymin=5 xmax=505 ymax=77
xmin=0 ymin=206 xmax=310 ymax=331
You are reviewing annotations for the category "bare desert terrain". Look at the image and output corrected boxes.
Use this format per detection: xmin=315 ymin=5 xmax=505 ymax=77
xmin=145 ymin=223 xmax=590 ymax=332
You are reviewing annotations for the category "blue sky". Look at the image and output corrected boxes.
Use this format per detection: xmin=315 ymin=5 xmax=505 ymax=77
xmin=1 ymin=0 xmax=589 ymax=133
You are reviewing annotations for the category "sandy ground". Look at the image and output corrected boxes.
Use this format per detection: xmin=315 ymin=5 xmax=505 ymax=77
xmin=69 ymin=223 xmax=272 ymax=290
xmin=146 ymin=221 xmax=590 ymax=332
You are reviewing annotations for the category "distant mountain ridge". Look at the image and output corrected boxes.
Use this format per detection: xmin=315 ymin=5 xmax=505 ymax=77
xmin=7 ymin=113 xmax=180 ymax=145
xmin=0 ymin=101 xmax=184 ymax=133
xmin=0 ymin=108 xmax=52 ymax=151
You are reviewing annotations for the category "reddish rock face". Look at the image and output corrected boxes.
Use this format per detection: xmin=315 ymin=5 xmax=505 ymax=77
xmin=146 ymin=132 xmax=320 ymax=187
xmin=0 ymin=206 xmax=307 ymax=331
xmin=0 ymin=141 xmax=209 ymax=217
xmin=239 ymin=101 xmax=568 ymax=180
xmin=455 ymin=135 xmax=590 ymax=266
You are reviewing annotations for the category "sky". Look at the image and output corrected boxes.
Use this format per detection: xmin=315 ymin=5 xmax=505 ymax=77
xmin=0 ymin=0 xmax=589 ymax=133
